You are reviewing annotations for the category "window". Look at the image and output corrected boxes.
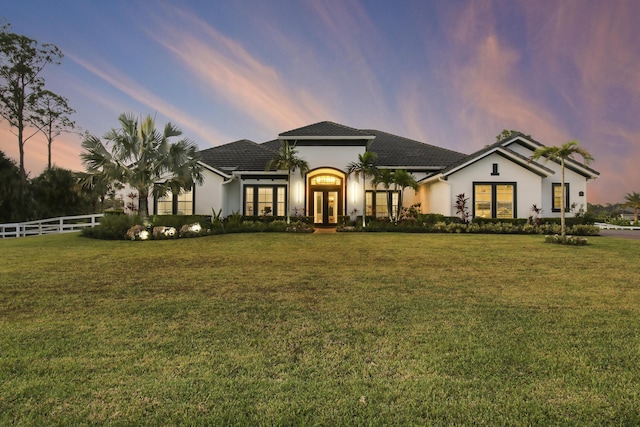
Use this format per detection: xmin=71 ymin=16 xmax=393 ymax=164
xmin=552 ymin=183 xmax=569 ymax=212
xmin=365 ymin=190 xmax=400 ymax=218
xmin=491 ymin=163 xmax=499 ymax=176
xmin=474 ymin=184 xmax=492 ymax=218
xmin=155 ymin=189 xmax=193 ymax=215
xmin=176 ymin=190 xmax=193 ymax=215
xmin=244 ymin=185 xmax=286 ymax=216
xmin=473 ymin=183 xmax=516 ymax=218
xmin=157 ymin=193 xmax=174 ymax=215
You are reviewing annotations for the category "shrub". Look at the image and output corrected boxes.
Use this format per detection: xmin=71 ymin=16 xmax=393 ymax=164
xmin=150 ymin=215 xmax=210 ymax=229
xmin=545 ymin=234 xmax=589 ymax=246
xmin=152 ymin=226 xmax=177 ymax=240
xmin=126 ymin=224 xmax=150 ymax=241
xmin=81 ymin=214 xmax=143 ymax=240
xmin=418 ymin=213 xmax=446 ymax=225
xmin=286 ymin=220 xmax=315 ymax=233
xmin=568 ymin=224 xmax=600 ymax=236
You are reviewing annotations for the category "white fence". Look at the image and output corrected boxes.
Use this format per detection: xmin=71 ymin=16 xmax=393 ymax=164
xmin=0 ymin=214 xmax=104 ymax=238
xmin=595 ymin=222 xmax=640 ymax=231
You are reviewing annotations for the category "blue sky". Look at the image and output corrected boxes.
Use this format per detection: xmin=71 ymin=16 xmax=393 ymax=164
xmin=2 ymin=0 xmax=639 ymax=204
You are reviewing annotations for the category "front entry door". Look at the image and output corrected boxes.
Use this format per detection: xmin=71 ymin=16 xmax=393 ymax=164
xmin=313 ymin=190 xmax=339 ymax=225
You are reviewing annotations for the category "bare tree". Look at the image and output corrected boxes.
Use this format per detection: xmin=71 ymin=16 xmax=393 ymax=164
xmin=29 ymin=90 xmax=75 ymax=169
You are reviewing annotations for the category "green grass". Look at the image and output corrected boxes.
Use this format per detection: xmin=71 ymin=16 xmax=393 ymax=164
xmin=1 ymin=233 xmax=639 ymax=425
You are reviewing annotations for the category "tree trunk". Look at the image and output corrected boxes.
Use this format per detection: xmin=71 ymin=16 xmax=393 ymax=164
xmin=138 ymin=188 xmax=149 ymax=219
xmin=47 ymin=124 xmax=53 ymax=170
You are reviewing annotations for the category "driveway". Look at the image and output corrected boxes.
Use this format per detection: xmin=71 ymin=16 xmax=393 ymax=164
xmin=599 ymin=229 xmax=640 ymax=240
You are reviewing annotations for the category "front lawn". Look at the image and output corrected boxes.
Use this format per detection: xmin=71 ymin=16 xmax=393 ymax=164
xmin=1 ymin=233 xmax=639 ymax=425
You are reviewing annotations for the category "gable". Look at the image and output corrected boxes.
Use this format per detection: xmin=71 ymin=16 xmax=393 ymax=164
xmin=441 ymin=145 xmax=554 ymax=178
xmin=500 ymin=135 xmax=599 ymax=179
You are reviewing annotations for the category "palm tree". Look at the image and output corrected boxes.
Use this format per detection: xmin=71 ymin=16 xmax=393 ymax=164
xmin=265 ymin=140 xmax=309 ymax=224
xmin=623 ymin=191 xmax=640 ymax=223
xmin=532 ymin=140 xmax=594 ymax=239
xmin=372 ymin=168 xmax=393 ymax=220
xmin=391 ymin=169 xmax=418 ymax=223
xmin=346 ymin=151 xmax=378 ymax=227
xmin=80 ymin=113 xmax=203 ymax=218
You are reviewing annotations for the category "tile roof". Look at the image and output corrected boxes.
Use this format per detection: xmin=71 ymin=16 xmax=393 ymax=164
xmin=198 ymin=123 xmax=597 ymax=178
xmin=365 ymin=129 xmax=467 ymax=168
xmin=279 ymin=121 xmax=374 ymax=138
xmin=198 ymin=139 xmax=277 ymax=173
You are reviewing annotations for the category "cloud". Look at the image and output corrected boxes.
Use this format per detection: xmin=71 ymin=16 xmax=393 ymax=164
xmin=64 ymin=51 xmax=231 ymax=147
xmin=150 ymin=8 xmax=334 ymax=135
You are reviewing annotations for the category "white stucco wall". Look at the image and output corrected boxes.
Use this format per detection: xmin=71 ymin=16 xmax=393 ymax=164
xmin=426 ymin=180 xmax=453 ymax=216
xmin=540 ymin=167 xmax=589 ymax=217
xmin=296 ymin=145 xmax=366 ymax=171
xmin=437 ymin=153 xmax=544 ymax=218
xmin=193 ymin=169 xmax=226 ymax=216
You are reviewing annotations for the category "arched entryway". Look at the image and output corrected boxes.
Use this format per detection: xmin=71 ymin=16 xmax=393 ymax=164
xmin=307 ymin=169 xmax=345 ymax=226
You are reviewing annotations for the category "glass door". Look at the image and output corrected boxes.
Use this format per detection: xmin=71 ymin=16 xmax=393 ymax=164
xmin=327 ymin=191 xmax=338 ymax=224
xmin=314 ymin=191 xmax=323 ymax=224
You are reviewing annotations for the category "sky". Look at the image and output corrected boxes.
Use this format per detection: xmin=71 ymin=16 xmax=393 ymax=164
xmin=1 ymin=0 xmax=639 ymax=205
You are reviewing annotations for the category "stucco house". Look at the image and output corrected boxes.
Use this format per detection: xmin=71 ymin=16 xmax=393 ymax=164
xmin=149 ymin=121 xmax=599 ymax=226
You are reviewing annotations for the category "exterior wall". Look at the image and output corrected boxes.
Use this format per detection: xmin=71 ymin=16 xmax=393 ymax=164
xmin=223 ymin=179 xmax=242 ymax=217
xmin=504 ymin=139 xmax=591 ymax=217
xmin=426 ymin=180 xmax=452 ymax=216
xmin=194 ymin=169 xmax=226 ymax=216
xmin=288 ymin=172 xmax=306 ymax=216
xmin=296 ymin=145 xmax=365 ymax=171
xmin=540 ymin=166 xmax=589 ymax=217
xmin=443 ymin=153 xmax=543 ymax=218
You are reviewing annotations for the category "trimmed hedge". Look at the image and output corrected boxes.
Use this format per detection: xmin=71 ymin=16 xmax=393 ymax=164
xmin=343 ymin=219 xmax=600 ymax=236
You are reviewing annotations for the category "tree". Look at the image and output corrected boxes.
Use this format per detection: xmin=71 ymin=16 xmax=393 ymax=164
xmin=265 ymin=140 xmax=309 ymax=224
xmin=346 ymin=151 xmax=378 ymax=227
xmin=30 ymin=90 xmax=75 ymax=169
xmin=496 ymin=129 xmax=531 ymax=142
xmin=31 ymin=167 xmax=92 ymax=218
xmin=390 ymin=169 xmax=418 ymax=223
xmin=0 ymin=22 xmax=63 ymax=182
xmin=78 ymin=171 xmax=124 ymax=213
xmin=0 ymin=150 xmax=24 ymax=222
xmin=531 ymin=140 xmax=594 ymax=239
xmin=372 ymin=167 xmax=393 ymax=219
xmin=81 ymin=113 xmax=203 ymax=218
xmin=623 ymin=192 xmax=640 ymax=223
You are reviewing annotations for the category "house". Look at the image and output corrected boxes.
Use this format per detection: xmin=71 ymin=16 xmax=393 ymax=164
xmin=149 ymin=121 xmax=599 ymax=226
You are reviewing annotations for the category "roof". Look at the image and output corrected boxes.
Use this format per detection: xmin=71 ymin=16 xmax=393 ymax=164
xmin=198 ymin=139 xmax=277 ymax=173
xmin=197 ymin=123 xmax=599 ymax=179
xmin=279 ymin=121 xmax=375 ymax=140
xmin=499 ymin=134 xmax=600 ymax=179
xmin=439 ymin=133 xmax=599 ymax=179
xmin=365 ymin=129 xmax=466 ymax=168
xmin=439 ymin=143 xmax=555 ymax=178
